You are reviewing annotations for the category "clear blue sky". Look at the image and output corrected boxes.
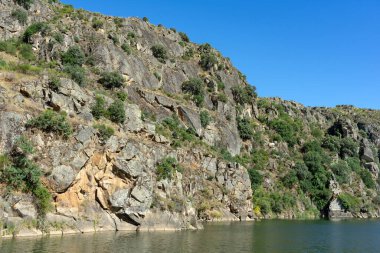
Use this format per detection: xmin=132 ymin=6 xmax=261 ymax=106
xmin=62 ymin=0 xmax=380 ymax=109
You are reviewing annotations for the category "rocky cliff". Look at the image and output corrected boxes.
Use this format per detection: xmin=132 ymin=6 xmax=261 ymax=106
xmin=0 ymin=0 xmax=379 ymax=237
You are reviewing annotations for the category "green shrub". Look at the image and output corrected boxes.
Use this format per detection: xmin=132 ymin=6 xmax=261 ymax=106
xmin=179 ymin=32 xmax=189 ymax=42
xmin=269 ymin=116 xmax=301 ymax=147
xmin=0 ymin=40 xmax=17 ymax=55
xmin=199 ymin=53 xmax=217 ymax=70
xmin=107 ymin=99 xmax=126 ymax=124
xmin=99 ymin=71 xmax=124 ymax=89
xmin=217 ymin=93 xmax=228 ymax=103
xmin=121 ymin=43 xmax=131 ymax=55
xmin=94 ymin=124 xmax=114 ymax=141
xmin=359 ymin=169 xmax=375 ymax=189
xmin=282 ymin=170 xmax=298 ymax=188
xmin=11 ymin=9 xmax=28 ymax=25
xmin=200 ymin=111 xmax=211 ymax=128
xmin=91 ymin=95 xmax=106 ymax=119
xmin=26 ymin=109 xmax=72 ymax=137
xmin=338 ymin=193 xmax=360 ymax=212
xmin=92 ymin=18 xmax=104 ymax=30
xmin=15 ymin=0 xmax=34 ymax=9
xmin=33 ymin=185 xmax=52 ymax=217
xmin=143 ymin=17 xmax=149 ymax=22
xmin=18 ymin=43 xmax=35 ymax=61
xmin=157 ymin=115 xmax=197 ymax=148
xmin=182 ymin=78 xmax=205 ymax=107
xmin=64 ymin=65 xmax=86 ymax=86
xmin=231 ymin=85 xmax=257 ymax=105
xmin=151 ymin=45 xmax=168 ymax=63
xmin=61 ymin=46 xmax=85 ymax=66
xmin=113 ymin=17 xmax=124 ymax=27
xmin=53 ymin=32 xmax=64 ymax=44
xmin=248 ymin=169 xmax=263 ymax=189
xmin=127 ymin=32 xmax=136 ymax=40
xmin=23 ymin=22 xmax=49 ymax=43
xmin=198 ymin=43 xmax=212 ymax=54
xmin=116 ymin=91 xmax=128 ymax=102
xmin=48 ymin=76 xmax=61 ymax=91
xmin=182 ymin=48 xmax=194 ymax=60
xmin=251 ymin=149 xmax=269 ymax=170
xmin=340 ymin=138 xmax=358 ymax=158
xmin=237 ymin=117 xmax=254 ymax=141
xmin=331 ymin=160 xmax=351 ymax=184
xmin=156 ymin=157 xmax=182 ymax=180
xmin=322 ymin=135 xmax=341 ymax=153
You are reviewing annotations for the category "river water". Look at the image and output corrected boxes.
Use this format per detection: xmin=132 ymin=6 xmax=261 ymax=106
xmin=0 ymin=220 xmax=379 ymax=253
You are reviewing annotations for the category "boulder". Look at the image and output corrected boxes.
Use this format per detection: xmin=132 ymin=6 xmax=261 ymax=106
xmin=50 ymin=165 xmax=76 ymax=193
xmin=124 ymin=104 xmax=144 ymax=132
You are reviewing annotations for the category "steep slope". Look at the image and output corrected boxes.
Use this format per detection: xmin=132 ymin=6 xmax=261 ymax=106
xmin=0 ymin=0 xmax=379 ymax=237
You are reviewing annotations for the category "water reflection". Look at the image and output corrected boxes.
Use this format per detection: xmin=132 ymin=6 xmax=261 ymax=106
xmin=0 ymin=220 xmax=379 ymax=253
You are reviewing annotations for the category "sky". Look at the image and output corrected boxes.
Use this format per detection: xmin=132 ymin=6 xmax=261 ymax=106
xmin=61 ymin=0 xmax=380 ymax=109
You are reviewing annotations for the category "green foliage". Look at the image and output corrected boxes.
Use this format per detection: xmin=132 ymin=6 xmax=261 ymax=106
xmin=48 ymin=76 xmax=61 ymax=91
xmin=0 ymin=40 xmax=17 ymax=55
xmin=269 ymin=115 xmax=302 ymax=147
xmin=237 ymin=117 xmax=254 ymax=141
xmin=26 ymin=109 xmax=73 ymax=137
xmin=338 ymin=193 xmax=360 ymax=212
xmin=61 ymin=46 xmax=85 ymax=66
xmin=18 ymin=43 xmax=35 ymax=61
xmin=182 ymin=78 xmax=205 ymax=107
xmin=231 ymin=85 xmax=257 ymax=105
xmin=113 ymin=17 xmax=124 ymax=27
xmin=94 ymin=124 xmax=114 ymax=142
xmin=331 ymin=160 xmax=351 ymax=184
xmin=157 ymin=115 xmax=197 ymax=148
xmin=121 ymin=43 xmax=131 ymax=55
xmin=248 ymin=169 xmax=263 ymax=189
xmin=156 ymin=157 xmax=181 ymax=180
xmin=91 ymin=95 xmax=106 ymax=120
xmin=63 ymin=65 xmax=86 ymax=86
xmin=217 ymin=93 xmax=228 ymax=103
xmin=92 ymin=18 xmax=104 ymax=30
xmin=107 ymin=99 xmax=126 ymax=124
xmin=23 ymin=22 xmax=49 ymax=43
xmin=99 ymin=71 xmax=124 ymax=89
xmin=15 ymin=0 xmax=34 ymax=9
xmin=340 ymin=138 xmax=359 ymax=158
xmin=53 ymin=32 xmax=64 ymax=44
xmin=0 ymin=137 xmax=52 ymax=218
xmin=151 ymin=45 xmax=168 ymax=63
xmin=11 ymin=9 xmax=28 ymax=25
xmin=182 ymin=48 xmax=194 ymax=60
xmin=359 ymin=169 xmax=375 ymax=189
xmin=200 ymin=111 xmax=211 ymax=128
xmin=199 ymin=52 xmax=217 ymax=70
xmin=281 ymin=170 xmax=298 ymax=188
xmin=251 ymin=149 xmax=269 ymax=170
xmin=116 ymin=91 xmax=128 ymax=102
xmin=322 ymin=135 xmax=341 ymax=153
xmin=143 ymin=17 xmax=149 ymax=22
xmin=178 ymin=32 xmax=190 ymax=42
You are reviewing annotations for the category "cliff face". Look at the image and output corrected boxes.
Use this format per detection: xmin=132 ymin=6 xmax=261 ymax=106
xmin=0 ymin=0 xmax=379 ymax=237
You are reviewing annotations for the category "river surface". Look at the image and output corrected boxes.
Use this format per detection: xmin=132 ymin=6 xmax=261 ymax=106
xmin=0 ymin=220 xmax=379 ymax=253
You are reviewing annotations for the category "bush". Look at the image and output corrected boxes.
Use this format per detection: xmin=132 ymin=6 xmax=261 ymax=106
xmin=64 ymin=65 xmax=86 ymax=86
xmin=23 ymin=22 xmax=48 ymax=43
xmin=94 ymin=124 xmax=114 ymax=141
xmin=359 ymin=169 xmax=375 ymax=189
xmin=182 ymin=48 xmax=194 ymax=60
xmin=200 ymin=111 xmax=211 ymax=128
xmin=92 ymin=18 xmax=104 ymax=30
xmin=248 ymin=169 xmax=263 ymax=189
xmin=0 ymin=40 xmax=17 ymax=55
xmin=116 ymin=91 xmax=128 ymax=102
xmin=217 ymin=93 xmax=228 ymax=103
xmin=91 ymin=95 xmax=107 ymax=119
xmin=199 ymin=53 xmax=217 ymax=70
xmin=61 ymin=46 xmax=85 ymax=66
xmin=99 ymin=71 xmax=124 ymax=89
xmin=338 ymin=193 xmax=360 ymax=212
xmin=182 ymin=78 xmax=205 ymax=107
xmin=179 ymin=32 xmax=189 ymax=42
xmin=107 ymin=100 xmax=126 ymax=124
xmin=114 ymin=17 xmax=124 ymax=27
xmin=237 ymin=117 xmax=254 ymax=141
xmin=231 ymin=85 xmax=257 ymax=105
xmin=15 ymin=0 xmax=34 ymax=9
xmin=18 ymin=43 xmax=35 ymax=61
xmin=143 ymin=17 xmax=149 ymax=22
xmin=322 ymin=135 xmax=341 ymax=153
xmin=33 ymin=185 xmax=52 ymax=217
xmin=121 ymin=43 xmax=131 ymax=55
xmin=282 ymin=170 xmax=298 ymax=188
xmin=48 ymin=76 xmax=61 ymax=91
xmin=156 ymin=157 xmax=181 ymax=180
xmin=11 ymin=9 xmax=28 ymax=25
xmin=269 ymin=117 xmax=300 ymax=147
xmin=331 ymin=160 xmax=351 ymax=184
xmin=340 ymin=138 xmax=359 ymax=158
xmin=26 ymin=109 xmax=73 ymax=137
xmin=151 ymin=45 xmax=168 ymax=63
xmin=157 ymin=115 xmax=197 ymax=148
xmin=53 ymin=32 xmax=64 ymax=44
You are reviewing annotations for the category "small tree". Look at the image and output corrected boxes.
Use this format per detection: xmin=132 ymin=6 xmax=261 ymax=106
xmin=91 ymin=95 xmax=107 ymax=119
xmin=61 ymin=46 xmax=85 ymax=66
xmin=26 ymin=109 xmax=73 ymax=137
xmin=237 ymin=117 xmax=254 ymax=141
xmin=107 ymin=100 xmax=126 ymax=123
xmin=99 ymin=71 xmax=124 ymax=89
xmin=182 ymin=78 xmax=205 ymax=107
xmin=231 ymin=85 xmax=257 ymax=105
xmin=23 ymin=22 xmax=49 ymax=42
xmin=151 ymin=45 xmax=168 ymax=63
xmin=199 ymin=53 xmax=217 ymax=70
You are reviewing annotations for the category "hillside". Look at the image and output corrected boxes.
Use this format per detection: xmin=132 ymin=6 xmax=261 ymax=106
xmin=0 ymin=0 xmax=379 ymax=237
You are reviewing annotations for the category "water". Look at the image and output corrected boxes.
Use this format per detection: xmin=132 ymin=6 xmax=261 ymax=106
xmin=1 ymin=220 xmax=379 ymax=253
